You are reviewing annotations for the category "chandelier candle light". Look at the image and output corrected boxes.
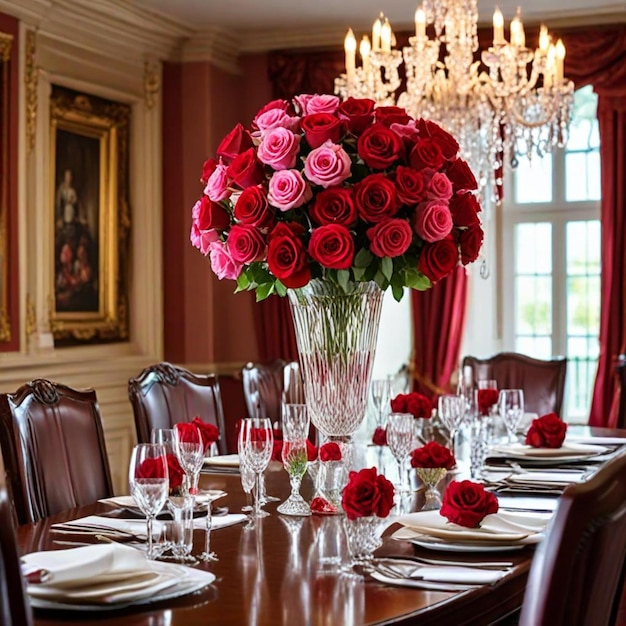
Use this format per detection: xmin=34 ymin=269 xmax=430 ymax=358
xmin=336 ymin=3 xmax=574 ymax=204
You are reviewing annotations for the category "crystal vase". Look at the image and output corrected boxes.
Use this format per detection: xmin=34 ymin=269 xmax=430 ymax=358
xmin=288 ymin=280 xmax=384 ymax=486
xmin=342 ymin=516 xmax=383 ymax=568
xmin=416 ymin=467 xmax=447 ymax=511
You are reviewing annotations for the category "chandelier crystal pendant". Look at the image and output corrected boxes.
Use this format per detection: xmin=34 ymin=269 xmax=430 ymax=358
xmin=335 ymin=2 xmax=575 ymax=205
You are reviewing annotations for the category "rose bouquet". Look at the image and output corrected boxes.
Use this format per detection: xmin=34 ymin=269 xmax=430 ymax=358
xmin=411 ymin=442 xmax=455 ymax=510
xmin=525 ymin=412 xmax=567 ymax=448
xmin=190 ymin=94 xmax=483 ymax=301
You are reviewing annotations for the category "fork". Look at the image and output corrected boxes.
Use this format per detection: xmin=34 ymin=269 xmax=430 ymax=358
xmin=379 ymin=555 xmax=514 ymax=570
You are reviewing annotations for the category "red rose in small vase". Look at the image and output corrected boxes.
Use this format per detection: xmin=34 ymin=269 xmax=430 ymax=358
xmin=165 ymin=453 xmax=184 ymax=490
xmin=440 ymin=480 xmax=499 ymax=528
xmin=135 ymin=456 xmax=167 ymax=480
xmin=525 ymin=413 xmax=568 ymax=448
xmin=341 ymin=467 xmax=395 ymax=520
xmin=191 ymin=417 xmax=220 ymax=454
xmin=410 ymin=442 xmax=455 ymax=470
xmin=477 ymin=389 xmax=499 ymax=416
xmin=372 ymin=426 xmax=387 ymax=446
xmin=390 ymin=392 xmax=433 ymax=419
xmin=319 ymin=442 xmax=342 ymax=462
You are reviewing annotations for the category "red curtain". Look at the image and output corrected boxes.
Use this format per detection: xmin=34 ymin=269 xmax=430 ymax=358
xmin=410 ymin=266 xmax=468 ymax=397
xmin=254 ymin=297 xmax=299 ymax=362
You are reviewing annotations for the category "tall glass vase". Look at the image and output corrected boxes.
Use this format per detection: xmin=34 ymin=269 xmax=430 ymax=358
xmin=288 ymin=280 xmax=384 ymax=487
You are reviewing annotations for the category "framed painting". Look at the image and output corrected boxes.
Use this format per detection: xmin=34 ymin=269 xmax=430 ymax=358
xmin=49 ymin=86 xmax=131 ymax=345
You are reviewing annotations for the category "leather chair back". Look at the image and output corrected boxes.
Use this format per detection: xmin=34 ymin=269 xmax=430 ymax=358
xmin=462 ymin=352 xmax=567 ymax=416
xmin=128 ymin=363 xmax=227 ymax=453
xmin=0 ymin=454 xmax=33 ymax=626
xmin=520 ymin=449 xmax=626 ymax=626
xmin=0 ymin=380 xmax=113 ymax=525
xmin=242 ymin=360 xmax=288 ymax=424
xmin=616 ymin=355 xmax=626 ymax=429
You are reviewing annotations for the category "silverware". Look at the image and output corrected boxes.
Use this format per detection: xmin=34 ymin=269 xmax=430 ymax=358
xmin=51 ymin=523 xmax=141 ymax=539
xmin=378 ymin=556 xmax=513 ymax=570
xmin=367 ymin=562 xmax=480 ymax=590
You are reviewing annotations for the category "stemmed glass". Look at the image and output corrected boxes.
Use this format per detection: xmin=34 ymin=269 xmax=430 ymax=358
xmin=437 ymin=394 xmax=466 ymax=456
xmin=387 ymin=412 xmax=414 ymax=494
xmin=277 ymin=404 xmax=311 ymax=517
xmin=174 ymin=424 xmax=204 ymax=495
xmin=128 ymin=443 xmax=168 ymax=560
xmin=242 ymin=418 xmax=274 ymax=518
xmin=499 ymin=389 xmax=525 ymax=443
xmin=370 ymin=378 xmax=391 ymax=427
xmin=238 ymin=423 xmax=256 ymax=515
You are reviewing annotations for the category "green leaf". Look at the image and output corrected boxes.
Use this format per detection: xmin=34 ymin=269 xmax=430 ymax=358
xmin=354 ymin=248 xmax=374 ymax=268
xmin=392 ymin=283 xmax=404 ymax=302
xmin=249 ymin=263 xmax=272 ymax=285
xmin=373 ymin=270 xmax=389 ymax=291
xmin=234 ymin=272 xmax=251 ymax=293
xmin=255 ymin=282 xmax=275 ymax=302
xmin=404 ymin=267 xmax=432 ymax=291
xmin=274 ymin=280 xmax=287 ymax=297
xmin=381 ymin=256 xmax=393 ymax=281
xmin=337 ymin=269 xmax=351 ymax=292
xmin=353 ymin=266 xmax=366 ymax=281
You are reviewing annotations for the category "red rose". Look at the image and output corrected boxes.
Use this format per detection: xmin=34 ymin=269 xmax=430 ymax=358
xmin=418 ymin=119 xmax=460 ymax=160
xmin=525 ymin=413 xmax=568 ymax=448
xmin=166 ymin=453 xmax=184 ymax=489
xmin=306 ymin=440 xmax=318 ymax=461
xmin=477 ymin=389 xmax=499 ymax=415
xmin=271 ymin=439 xmax=283 ymax=462
xmin=391 ymin=392 xmax=433 ymax=418
xmin=301 ymin=113 xmax=344 ymax=149
xmin=418 ymin=237 xmax=458 ymax=282
xmin=216 ymin=123 xmax=254 ymax=164
xmin=135 ymin=456 xmax=167 ymax=480
xmin=175 ymin=422 xmax=202 ymax=443
xmin=375 ymin=106 xmax=411 ymax=127
xmin=337 ymin=97 xmax=376 ymax=135
xmin=409 ymin=138 xmax=445 ymax=171
xmin=354 ymin=174 xmax=399 ymax=223
xmin=192 ymin=417 xmax=220 ymax=452
xmin=372 ymin=426 xmax=387 ymax=446
xmin=201 ymin=158 xmax=219 ymax=185
xmin=234 ymin=186 xmax=274 ymax=229
xmin=450 ymin=192 xmax=481 ymax=227
xmin=459 ymin=224 xmax=484 ymax=265
xmin=319 ymin=442 xmax=342 ymax=462
xmin=440 ymin=480 xmax=499 ymax=528
xmin=309 ymin=187 xmax=357 ymax=227
xmin=311 ymin=496 xmax=337 ymax=514
xmin=357 ymin=123 xmax=403 ymax=170
xmin=410 ymin=442 xmax=455 ymax=469
xmin=395 ymin=166 xmax=426 ymax=205
xmin=226 ymin=148 xmax=265 ymax=190
xmin=342 ymin=467 xmax=395 ymax=520
xmin=196 ymin=195 xmax=230 ymax=231
xmin=267 ymin=222 xmax=311 ymax=288
xmin=446 ymin=157 xmax=478 ymax=192
xmin=367 ymin=218 xmax=413 ymax=258
xmin=308 ymin=224 xmax=354 ymax=270
xmin=227 ymin=224 xmax=266 ymax=264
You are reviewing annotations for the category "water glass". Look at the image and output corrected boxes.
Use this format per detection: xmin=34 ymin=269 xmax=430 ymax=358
xmin=128 ymin=443 xmax=168 ymax=559
xmin=370 ymin=378 xmax=392 ymax=427
xmin=387 ymin=412 xmax=414 ymax=494
xmin=164 ymin=495 xmax=194 ymax=560
xmin=499 ymin=389 xmax=525 ymax=443
xmin=469 ymin=417 xmax=490 ymax=479
xmin=241 ymin=417 xmax=274 ymax=518
xmin=437 ymin=394 xmax=465 ymax=456
xmin=174 ymin=424 xmax=204 ymax=495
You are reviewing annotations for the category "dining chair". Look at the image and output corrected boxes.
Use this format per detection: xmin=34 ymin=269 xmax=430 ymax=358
xmin=128 ymin=362 xmax=227 ymax=453
xmin=242 ymin=360 xmax=290 ymax=424
xmin=519 ymin=449 xmax=626 ymax=626
xmin=462 ymin=352 xmax=567 ymax=416
xmin=615 ymin=354 xmax=626 ymax=429
xmin=0 ymin=453 xmax=33 ymax=626
xmin=0 ymin=379 xmax=113 ymax=525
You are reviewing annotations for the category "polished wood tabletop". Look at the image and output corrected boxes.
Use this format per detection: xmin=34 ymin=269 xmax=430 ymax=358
xmin=17 ymin=427 xmax=624 ymax=626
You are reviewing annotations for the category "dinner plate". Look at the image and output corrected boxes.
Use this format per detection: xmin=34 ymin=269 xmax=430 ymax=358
xmin=408 ymin=535 xmax=539 ymax=553
xmin=99 ymin=492 xmax=227 ymax=519
xmin=491 ymin=442 xmax=608 ymax=461
xmin=28 ymin=563 xmax=215 ymax=611
xmin=203 ymin=454 xmax=240 ymax=468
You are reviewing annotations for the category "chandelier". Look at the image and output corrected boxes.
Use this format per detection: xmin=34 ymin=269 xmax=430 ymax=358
xmin=334 ymin=1 xmax=575 ymax=204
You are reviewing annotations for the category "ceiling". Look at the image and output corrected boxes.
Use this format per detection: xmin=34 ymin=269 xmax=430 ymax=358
xmin=133 ymin=0 xmax=626 ymax=33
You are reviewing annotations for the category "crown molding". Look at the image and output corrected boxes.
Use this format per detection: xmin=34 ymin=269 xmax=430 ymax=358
xmin=179 ymin=28 xmax=241 ymax=74
xmin=239 ymin=26 xmax=344 ymax=53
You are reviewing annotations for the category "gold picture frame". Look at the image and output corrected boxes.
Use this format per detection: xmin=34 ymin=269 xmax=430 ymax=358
xmin=49 ymin=86 xmax=130 ymax=344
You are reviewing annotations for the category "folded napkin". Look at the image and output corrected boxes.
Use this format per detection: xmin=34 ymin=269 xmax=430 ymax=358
xmin=376 ymin=560 xmax=506 ymax=585
xmin=479 ymin=511 xmax=550 ymax=534
xmin=507 ymin=471 xmax=587 ymax=487
xmin=566 ymin=436 xmax=626 ymax=446
xmin=204 ymin=454 xmax=239 ymax=467
xmin=496 ymin=496 xmax=558 ymax=513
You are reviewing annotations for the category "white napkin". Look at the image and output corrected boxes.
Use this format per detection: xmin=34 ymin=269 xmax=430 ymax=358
xmin=507 ymin=471 xmax=586 ymax=486
xmin=204 ymin=454 xmax=240 ymax=467
xmin=480 ymin=511 xmax=550 ymax=534
xmin=566 ymin=435 xmax=626 ymax=446
xmin=496 ymin=496 xmax=558 ymax=513
xmin=494 ymin=442 xmax=607 ymax=458
xmin=395 ymin=563 xmax=505 ymax=584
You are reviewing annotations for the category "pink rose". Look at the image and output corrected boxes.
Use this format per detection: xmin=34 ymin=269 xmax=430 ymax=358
xmin=414 ymin=201 xmax=453 ymax=242
xmin=295 ymin=94 xmax=340 ymax=115
xmin=197 ymin=228 xmax=219 ymax=255
xmin=303 ymin=141 xmax=352 ymax=188
xmin=226 ymin=224 xmax=266 ymax=264
xmin=425 ymin=172 xmax=453 ymax=201
xmin=208 ymin=241 xmax=242 ymax=280
xmin=257 ymin=127 xmax=301 ymax=170
xmin=204 ymin=163 xmax=231 ymax=202
xmin=268 ymin=169 xmax=311 ymax=211
xmin=252 ymin=99 xmax=291 ymax=128
xmin=255 ymin=108 xmax=301 ymax=133
xmin=367 ymin=218 xmax=413 ymax=258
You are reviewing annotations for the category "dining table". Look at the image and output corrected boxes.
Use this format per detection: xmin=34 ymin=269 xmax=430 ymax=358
xmin=16 ymin=425 xmax=626 ymax=626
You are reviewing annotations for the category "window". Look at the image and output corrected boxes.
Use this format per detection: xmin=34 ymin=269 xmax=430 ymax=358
xmin=504 ymin=86 xmax=601 ymax=422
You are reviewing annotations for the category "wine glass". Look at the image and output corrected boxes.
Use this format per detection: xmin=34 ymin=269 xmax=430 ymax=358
xmin=238 ymin=422 xmax=256 ymax=515
xmin=242 ymin=418 xmax=274 ymax=518
xmin=387 ymin=412 xmax=414 ymax=495
xmin=437 ymin=394 xmax=465 ymax=456
xmin=128 ymin=443 xmax=168 ymax=560
xmin=277 ymin=403 xmax=311 ymax=517
xmin=174 ymin=423 xmax=204 ymax=495
xmin=499 ymin=389 xmax=525 ymax=443
xmin=370 ymin=379 xmax=391 ymax=427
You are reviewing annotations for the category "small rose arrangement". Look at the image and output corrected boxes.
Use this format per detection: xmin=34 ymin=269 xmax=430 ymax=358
xmin=136 ymin=455 xmax=183 ymax=490
xmin=272 ymin=438 xmax=317 ymax=463
xmin=372 ymin=426 xmax=387 ymax=446
xmin=525 ymin=412 xmax=567 ymax=448
xmin=410 ymin=442 xmax=455 ymax=469
xmin=191 ymin=94 xmax=483 ymax=301
xmin=176 ymin=418 xmax=220 ymax=455
xmin=440 ymin=480 xmax=499 ymax=528
xmin=319 ymin=442 xmax=342 ymax=462
xmin=391 ymin=392 xmax=433 ymax=418
xmin=477 ymin=389 xmax=499 ymax=416
xmin=342 ymin=467 xmax=395 ymax=521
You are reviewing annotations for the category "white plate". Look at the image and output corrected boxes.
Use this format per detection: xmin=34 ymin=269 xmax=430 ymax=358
xmin=203 ymin=454 xmax=239 ymax=468
xmin=408 ymin=535 xmax=540 ymax=553
xmin=492 ymin=442 xmax=608 ymax=459
xmin=28 ymin=564 xmax=215 ymax=611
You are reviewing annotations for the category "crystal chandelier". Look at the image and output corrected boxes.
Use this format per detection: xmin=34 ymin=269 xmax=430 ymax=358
xmin=335 ymin=1 xmax=575 ymax=204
